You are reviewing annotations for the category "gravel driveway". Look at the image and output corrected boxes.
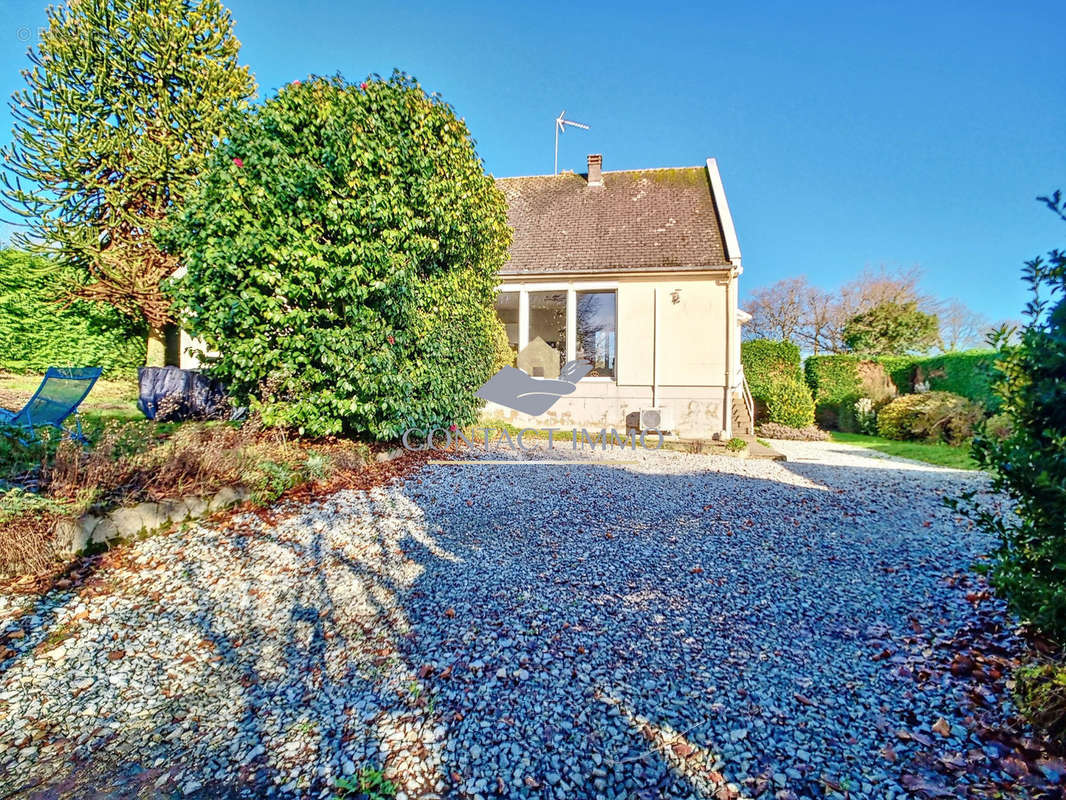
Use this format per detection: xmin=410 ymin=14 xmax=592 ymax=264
xmin=0 ymin=440 xmax=1016 ymax=799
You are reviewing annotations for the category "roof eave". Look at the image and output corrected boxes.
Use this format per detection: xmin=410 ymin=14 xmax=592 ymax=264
xmin=705 ymin=157 xmax=742 ymax=268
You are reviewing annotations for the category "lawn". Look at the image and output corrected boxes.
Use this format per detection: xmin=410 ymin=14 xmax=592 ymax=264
xmin=0 ymin=371 xmax=141 ymax=424
xmin=830 ymin=431 xmax=977 ymax=470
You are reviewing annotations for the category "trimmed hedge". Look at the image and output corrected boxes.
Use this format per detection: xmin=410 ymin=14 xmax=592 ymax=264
xmin=0 ymin=249 xmax=145 ymax=375
xmin=741 ymin=340 xmax=814 ymax=428
xmin=804 ymin=350 xmax=1001 ymax=428
xmin=918 ymin=350 xmax=1001 ymax=411
xmin=742 ymin=340 xmax=802 ymax=391
xmin=805 ymin=355 xmax=862 ymax=416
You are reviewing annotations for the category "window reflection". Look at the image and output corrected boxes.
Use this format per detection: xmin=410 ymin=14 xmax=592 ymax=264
xmin=576 ymin=291 xmax=616 ymax=378
xmin=522 ymin=291 xmax=567 ymax=378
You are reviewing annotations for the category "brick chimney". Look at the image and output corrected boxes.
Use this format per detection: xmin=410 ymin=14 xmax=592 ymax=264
xmin=587 ymin=154 xmax=603 ymax=187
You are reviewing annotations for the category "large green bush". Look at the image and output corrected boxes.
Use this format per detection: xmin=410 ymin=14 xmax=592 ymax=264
xmin=741 ymin=340 xmax=814 ymax=427
xmin=0 ymin=249 xmax=145 ymax=375
xmin=876 ymin=390 xmax=983 ymax=445
xmin=955 ymin=192 xmax=1066 ymax=639
xmin=166 ymin=73 xmax=511 ymax=439
xmin=741 ymin=339 xmax=801 ymax=389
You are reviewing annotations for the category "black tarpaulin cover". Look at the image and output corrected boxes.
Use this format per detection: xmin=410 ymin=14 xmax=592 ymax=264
xmin=137 ymin=366 xmax=230 ymax=422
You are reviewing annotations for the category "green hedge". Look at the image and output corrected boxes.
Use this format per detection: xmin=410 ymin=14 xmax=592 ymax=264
xmin=804 ymin=350 xmax=1000 ymax=428
xmin=741 ymin=339 xmax=814 ymax=427
xmin=742 ymin=340 xmax=801 ymax=391
xmin=804 ymin=355 xmax=862 ymax=408
xmin=0 ymin=250 xmax=145 ymax=376
xmin=918 ymin=350 xmax=1001 ymax=411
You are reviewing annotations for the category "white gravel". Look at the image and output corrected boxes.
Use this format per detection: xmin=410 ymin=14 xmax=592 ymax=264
xmin=0 ymin=441 xmax=1012 ymax=799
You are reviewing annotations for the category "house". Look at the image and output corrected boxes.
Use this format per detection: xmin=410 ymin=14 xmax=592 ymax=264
xmin=488 ymin=154 xmax=752 ymax=439
xmin=176 ymin=153 xmax=752 ymax=438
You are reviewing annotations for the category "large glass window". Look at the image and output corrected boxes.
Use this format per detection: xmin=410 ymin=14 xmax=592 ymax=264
xmin=495 ymin=292 xmax=519 ymax=359
xmin=523 ymin=291 xmax=567 ymax=378
xmin=492 ymin=288 xmax=618 ymax=381
xmin=576 ymin=291 xmax=616 ymax=378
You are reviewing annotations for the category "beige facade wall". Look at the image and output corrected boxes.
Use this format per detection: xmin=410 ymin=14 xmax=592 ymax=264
xmin=488 ymin=271 xmax=737 ymax=438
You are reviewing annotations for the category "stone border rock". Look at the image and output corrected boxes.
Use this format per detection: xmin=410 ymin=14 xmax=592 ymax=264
xmin=52 ymin=486 xmax=250 ymax=556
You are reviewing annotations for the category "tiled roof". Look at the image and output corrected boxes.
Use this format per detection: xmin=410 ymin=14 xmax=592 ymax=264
xmin=495 ymin=167 xmax=730 ymax=275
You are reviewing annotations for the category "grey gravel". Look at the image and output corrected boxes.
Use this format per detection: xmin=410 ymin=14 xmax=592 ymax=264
xmin=0 ymin=439 xmax=1011 ymax=798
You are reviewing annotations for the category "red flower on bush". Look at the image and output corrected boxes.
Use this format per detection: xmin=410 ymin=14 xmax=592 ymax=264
xmin=361 ymin=82 xmax=368 ymax=90
xmin=291 ymin=80 xmax=301 ymax=86
xmin=387 ymin=335 xmax=395 ymax=345
xmin=449 ymin=424 xmax=457 ymax=432
xmin=232 ymin=157 xmax=243 ymax=167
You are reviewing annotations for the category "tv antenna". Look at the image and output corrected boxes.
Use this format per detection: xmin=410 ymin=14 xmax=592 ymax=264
xmin=554 ymin=110 xmax=590 ymax=175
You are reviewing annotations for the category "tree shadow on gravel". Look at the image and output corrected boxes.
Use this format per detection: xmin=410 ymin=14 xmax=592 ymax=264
xmin=0 ymin=451 xmax=1010 ymax=800
xmin=377 ymin=453 xmax=1000 ymax=799
xmin=0 ymin=489 xmax=456 ymax=799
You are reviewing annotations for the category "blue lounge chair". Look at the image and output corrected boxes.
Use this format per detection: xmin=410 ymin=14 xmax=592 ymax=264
xmin=0 ymin=367 xmax=102 ymax=442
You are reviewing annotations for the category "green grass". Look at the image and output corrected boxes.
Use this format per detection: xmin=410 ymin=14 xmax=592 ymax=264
xmin=830 ymin=431 xmax=977 ymax=470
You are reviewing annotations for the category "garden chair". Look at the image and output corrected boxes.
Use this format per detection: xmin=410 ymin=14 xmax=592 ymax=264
xmin=0 ymin=366 xmax=102 ymax=443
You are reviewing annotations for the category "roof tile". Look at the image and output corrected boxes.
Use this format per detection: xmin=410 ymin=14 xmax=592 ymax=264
xmin=495 ymin=167 xmax=729 ymax=275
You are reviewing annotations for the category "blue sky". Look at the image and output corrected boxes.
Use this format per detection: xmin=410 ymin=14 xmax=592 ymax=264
xmin=1 ymin=0 xmax=1063 ymax=321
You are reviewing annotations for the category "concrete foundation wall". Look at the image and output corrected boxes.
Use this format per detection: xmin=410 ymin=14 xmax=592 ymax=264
xmin=483 ymin=383 xmax=726 ymax=439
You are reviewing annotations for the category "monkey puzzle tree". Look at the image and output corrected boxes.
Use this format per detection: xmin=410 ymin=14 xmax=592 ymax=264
xmin=1 ymin=0 xmax=256 ymax=365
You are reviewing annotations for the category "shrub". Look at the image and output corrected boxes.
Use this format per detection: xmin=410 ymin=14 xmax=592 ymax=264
xmin=741 ymin=339 xmax=802 ymax=390
xmin=756 ymin=422 xmax=829 ymax=441
xmin=953 ymin=192 xmax=1066 ymax=640
xmin=491 ymin=322 xmax=516 ymax=373
xmin=741 ymin=340 xmax=814 ymax=427
xmin=167 ymin=73 xmax=511 ymax=439
xmin=983 ymin=412 xmax=1014 ymax=441
xmin=725 ymin=437 xmax=747 ymax=452
xmin=764 ymin=375 xmax=816 ymax=428
xmin=876 ymin=390 xmax=983 ymax=445
xmin=853 ymin=397 xmax=878 ymax=435
xmin=1014 ymin=661 xmax=1066 ymax=745
xmin=0 ymin=250 xmax=145 ymax=375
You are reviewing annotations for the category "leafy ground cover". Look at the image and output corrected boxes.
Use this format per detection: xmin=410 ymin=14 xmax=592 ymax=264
xmin=830 ymin=431 xmax=977 ymax=470
xmin=0 ymin=372 xmax=388 ymax=578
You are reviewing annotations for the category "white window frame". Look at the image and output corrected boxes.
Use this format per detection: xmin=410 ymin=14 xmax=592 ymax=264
xmin=496 ymin=280 xmax=618 ymax=382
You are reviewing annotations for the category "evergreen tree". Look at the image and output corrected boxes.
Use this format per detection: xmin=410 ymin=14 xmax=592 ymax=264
xmin=842 ymin=300 xmax=940 ymax=355
xmin=2 ymin=0 xmax=256 ymax=365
